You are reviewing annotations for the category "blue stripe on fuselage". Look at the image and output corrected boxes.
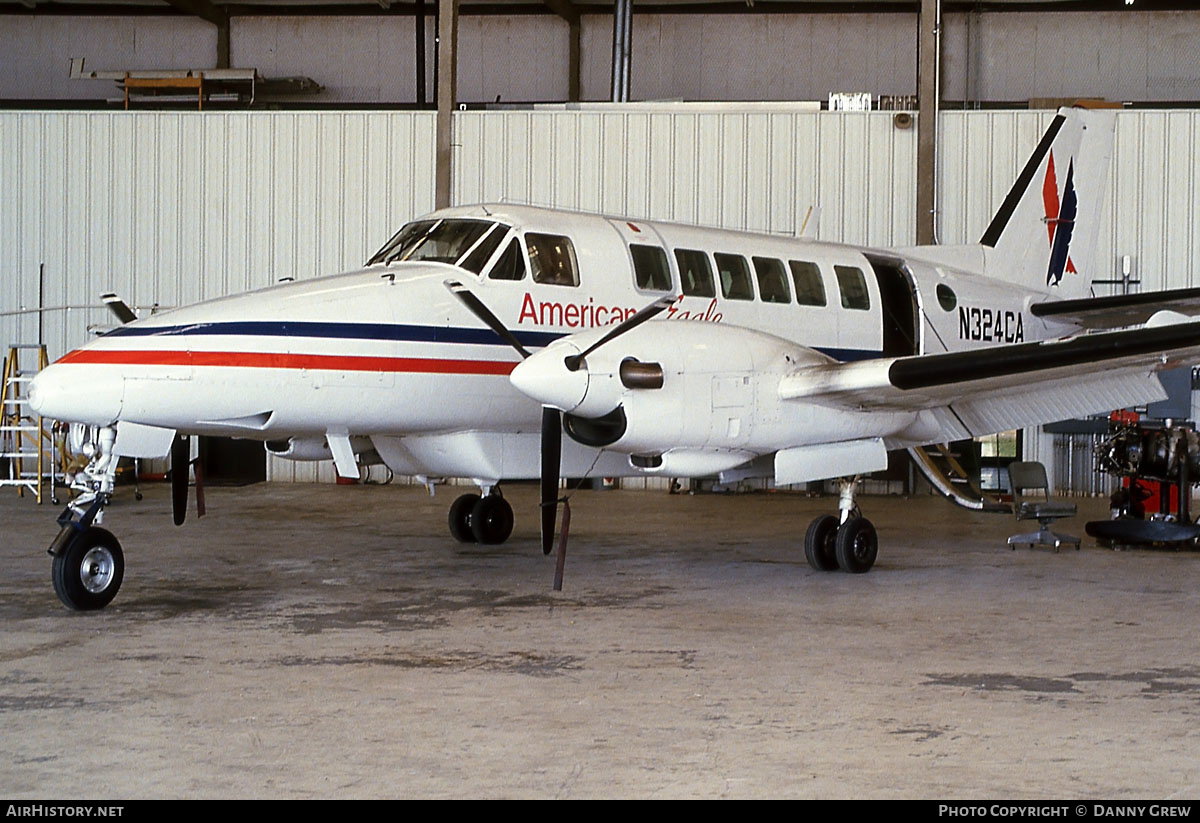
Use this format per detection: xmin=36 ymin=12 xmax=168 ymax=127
xmin=104 ymin=320 xmax=565 ymax=348
xmin=102 ymin=320 xmax=878 ymax=362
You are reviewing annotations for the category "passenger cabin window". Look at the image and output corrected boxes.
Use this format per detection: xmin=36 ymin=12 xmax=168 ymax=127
xmin=675 ymin=249 xmax=715 ymax=298
xmin=835 ymin=265 xmax=871 ymax=310
xmin=789 ymin=260 xmax=827 ymax=307
xmin=457 ymin=225 xmax=506 ymax=274
xmin=715 ymin=253 xmax=754 ymax=301
xmin=630 ymin=245 xmax=672 ymax=292
xmin=527 ymin=233 xmax=580 ymax=286
xmin=752 ymin=257 xmax=791 ymax=304
xmin=487 ymin=238 xmax=527 ymax=281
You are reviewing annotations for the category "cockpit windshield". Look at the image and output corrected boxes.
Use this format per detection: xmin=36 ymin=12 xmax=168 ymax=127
xmin=367 ymin=219 xmax=506 ymax=269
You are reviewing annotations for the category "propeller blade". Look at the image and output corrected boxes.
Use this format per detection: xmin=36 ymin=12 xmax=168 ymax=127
xmin=541 ymin=407 xmax=562 ymax=556
xmin=566 ymin=293 xmax=677 ymax=371
xmin=170 ymin=434 xmax=189 ymax=526
xmin=444 ymin=279 xmax=531 ymax=359
xmin=100 ymin=292 xmax=137 ymax=324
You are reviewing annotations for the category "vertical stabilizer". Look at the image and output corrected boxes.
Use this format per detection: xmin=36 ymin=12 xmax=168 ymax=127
xmin=979 ymin=107 xmax=1116 ymax=300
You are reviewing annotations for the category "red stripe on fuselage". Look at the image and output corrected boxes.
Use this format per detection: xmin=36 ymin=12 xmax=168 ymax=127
xmin=57 ymin=349 xmax=518 ymax=376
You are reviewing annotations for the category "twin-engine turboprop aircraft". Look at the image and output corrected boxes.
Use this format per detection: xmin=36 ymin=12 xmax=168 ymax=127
xmin=29 ymin=106 xmax=1200 ymax=610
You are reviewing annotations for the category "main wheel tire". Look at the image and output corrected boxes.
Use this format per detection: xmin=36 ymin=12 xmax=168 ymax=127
xmin=448 ymin=493 xmax=481 ymax=543
xmin=835 ymin=517 xmax=878 ymax=574
xmin=51 ymin=526 xmax=125 ymax=611
xmin=804 ymin=514 xmax=840 ymax=571
xmin=470 ymin=495 xmax=514 ymax=545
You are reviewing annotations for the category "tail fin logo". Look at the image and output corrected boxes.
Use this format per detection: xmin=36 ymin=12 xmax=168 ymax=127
xmin=1043 ymin=151 xmax=1078 ymax=286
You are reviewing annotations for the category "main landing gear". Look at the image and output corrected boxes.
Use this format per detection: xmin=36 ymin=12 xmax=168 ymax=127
xmin=48 ymin=425 xmax=126 ymax=610
xmin=804 ymin=477 xmax=878 ymax=574
xmin=448 ymin=488 xmax=515 ymax=546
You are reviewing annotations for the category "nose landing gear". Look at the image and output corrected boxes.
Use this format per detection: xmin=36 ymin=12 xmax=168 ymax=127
xmin=47 ymin=425 xmax=125 ymax=610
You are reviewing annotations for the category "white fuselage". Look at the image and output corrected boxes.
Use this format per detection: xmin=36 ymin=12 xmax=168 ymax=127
xmin=30 ymin=204 xmax=1074 ymax=483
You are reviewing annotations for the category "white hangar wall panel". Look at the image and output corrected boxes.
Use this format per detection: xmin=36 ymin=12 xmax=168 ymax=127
xmin=0 ymin=110 xmax=436 ymax=361
xmin=454 ymin=108 xmax=916 ymax=248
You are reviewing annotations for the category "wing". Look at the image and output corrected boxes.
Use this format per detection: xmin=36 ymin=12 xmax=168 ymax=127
xmin=779 ymin=318 xmax=1200 ymax=444
xmin=1031 ymin=287 xmax=1200 ymax=330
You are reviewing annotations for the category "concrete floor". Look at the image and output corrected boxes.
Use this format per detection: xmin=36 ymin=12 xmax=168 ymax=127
xmin=1 ymin=480 xmax=1198 ymax=799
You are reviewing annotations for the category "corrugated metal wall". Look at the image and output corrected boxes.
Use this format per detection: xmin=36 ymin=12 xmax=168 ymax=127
xmin=3 ymin=107 xmax=1199 ymax=484
xmin=0 ymin=110 xmax=436 ymax=359
xmin=454 ymin=108 xmax=915 ymax=247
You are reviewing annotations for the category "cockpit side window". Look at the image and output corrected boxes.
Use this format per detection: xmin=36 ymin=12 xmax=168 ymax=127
xmin=674 ymin=249 xmax=715 ymax=298
xmin=526 ymin=233 xmax=580 ymax=287
xmin=630 ymin=244 xmax=672 ymax=292
xmin=487 ymin=238 xmax=528 ymax=281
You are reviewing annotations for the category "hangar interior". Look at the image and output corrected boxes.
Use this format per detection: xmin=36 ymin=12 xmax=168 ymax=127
xmin=3 ymin=0 xmax=1200 ymax=497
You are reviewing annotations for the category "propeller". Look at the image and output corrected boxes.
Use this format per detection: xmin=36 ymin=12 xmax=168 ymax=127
xmin=540 ymin=407 xmax=562 ymax=555
xmin=445 ymin=279 xmax=677 ymax=559
xmin=564 ymin=293 xmax=678 ymax=372
xmin=170 ymin=434 xmax=189 ymax=526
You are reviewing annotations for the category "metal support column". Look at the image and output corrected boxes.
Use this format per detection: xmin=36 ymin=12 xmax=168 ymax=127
xmin=610 ymin=0 xmax=632 ymax=103
xmin=416 ymin=0 xmax=427 ymax=106
xmin=435 ymin=0 xmax=459 ymax=209
xmin=568 ymin=18 xmax=581 ymax=102
xmin=916 ymin=0 xmax=941 ymax=246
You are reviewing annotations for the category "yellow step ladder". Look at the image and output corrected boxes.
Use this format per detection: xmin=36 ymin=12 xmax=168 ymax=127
xmin=1 ymin=344 xmax=52 ymax=503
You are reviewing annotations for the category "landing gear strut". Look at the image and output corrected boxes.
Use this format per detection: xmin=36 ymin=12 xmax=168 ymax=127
xmin=804 ymin=476 xmax=878 ymax=574
xmin=48 ymin=425 xmax=125 ymax=610
xmin=447 ymin=489 xmax=514 ymax=546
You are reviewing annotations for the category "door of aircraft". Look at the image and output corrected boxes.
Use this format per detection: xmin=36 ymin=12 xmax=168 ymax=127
xmin=865 ymin=254 xmax=921 ymax=357
xmin=605 ymin=218 xmax=675 ymax=293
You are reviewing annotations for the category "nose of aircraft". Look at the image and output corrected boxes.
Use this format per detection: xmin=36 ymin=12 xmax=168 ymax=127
xmin=29 ymin=362 xmax=123 ymax=426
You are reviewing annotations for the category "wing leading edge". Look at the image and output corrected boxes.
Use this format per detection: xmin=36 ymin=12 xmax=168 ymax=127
xmin=779 ymin=318 xmax=1200 ymax=444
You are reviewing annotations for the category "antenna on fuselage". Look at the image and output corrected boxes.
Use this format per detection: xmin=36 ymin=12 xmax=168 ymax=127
xmin=799 ymin=205 xmax=820 ymax=239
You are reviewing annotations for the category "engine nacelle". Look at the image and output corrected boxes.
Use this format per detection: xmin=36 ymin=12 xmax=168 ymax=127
xmin=511 ymin=321 xmax=918 ymax=479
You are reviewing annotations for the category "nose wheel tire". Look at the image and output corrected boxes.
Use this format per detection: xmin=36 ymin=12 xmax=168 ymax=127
xmin=470 ymin=494 xmax=514 ymax=545
xmin=804 ymin=514 xmax=840 ymax=571
xmin=448 ymin=493 xmax=482 ymax=543
xmin=835 ymin=517 xmax=878 ymax=574
xmin=52 ymin=527 xmax=125 ymax=611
